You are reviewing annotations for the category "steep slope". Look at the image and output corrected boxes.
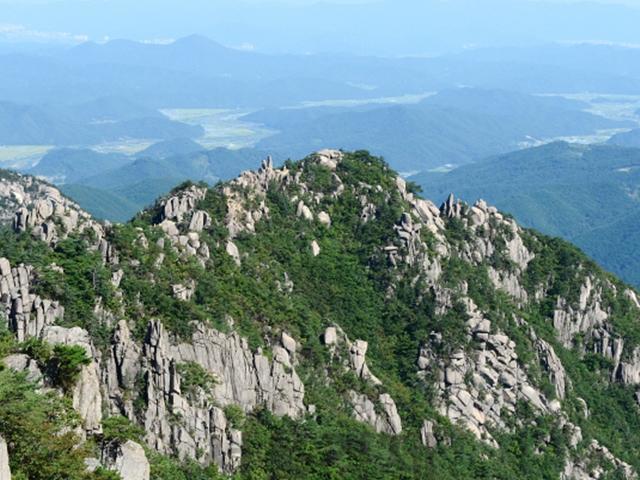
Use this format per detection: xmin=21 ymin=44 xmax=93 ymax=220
xmin=414 ymin=142 xmax=640 ymax=286
xmin=0 ymin=151 xmax=640 ymax=479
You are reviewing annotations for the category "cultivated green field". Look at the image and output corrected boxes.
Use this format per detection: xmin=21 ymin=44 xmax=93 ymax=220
xmin=0 ymin=145 xmax=53 ymax=169
xmin=161 ymin=108 xmax=276 ymax=149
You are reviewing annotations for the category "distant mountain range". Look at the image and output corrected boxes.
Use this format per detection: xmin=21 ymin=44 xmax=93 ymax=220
xmin=415 ymin=141 xmax=640 ymax=286
xmin=21 ymin=88 xmax=637 ymax=222
xmin=250 ymin=88 xmax=632 ymax=171
xmin=5 ymin=37 xmax=640 ymax=110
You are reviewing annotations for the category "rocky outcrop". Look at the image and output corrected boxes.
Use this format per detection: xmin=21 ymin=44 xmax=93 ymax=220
xmin=420 ymin=420 xmax=438 ymax=448
xmin=42 ymin=326 xmax=103 ymax=435
xmin=297 ymin=201 xmax=314 ymax=221
xmin=419 ymin=298 xmax=556 ymax=445
xmin=348 ymin=391 xmax=402 ymax=435
xmin=553 ymin=277 xmax=609 ymax=349
xmin=224 ymin=157 xmax=286 ymax=238
xmin=562 ymin=440 xmax=637 ymax=480
xmin=105 ymin=440 xmax=150 ymax=480
xmin=11 ymin=181 xmax=101 ymax=246
xmin=323 ymin=326 xmax=402 ymax=434
xmin=0 ymin=258 xmax=64 ymax=342
xmin=0 ymin=435 xmax=10 ymax=480
xmin=324 ymin=326 xmax=381 ymax=386
xmin=104 ymin=319 xmax=305 ymax=471
xmin=160 ymin=185 xmax=207 ymax=224
xmin=314 ymin=149 xmax=343 ymax=171
xmin=616 ymin=348 xmax=640 ymax=386
xmin=226 ymin=241 xmax=241 ymax=266
xmin=155 ymin=186 xmax=211 ymax=265
xmin=311 ymin=240 xmax=321 ymax=257
xmin=536 ymin=337 xmax=569 ymax=400
xmin=3 ymin=353 xmax=43 ymax=385
xmin=172 ymin=281 xmax=195 ymax=301
xmin=393 ymin=212 xmax=424 ymax=267
xmin=465 ymin=199 xmax=534 ymax=271
xmin=488 ymin=267 xmax=529 ymax=305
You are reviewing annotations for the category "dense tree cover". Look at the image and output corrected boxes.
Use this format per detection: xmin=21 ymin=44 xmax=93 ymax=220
xmin=1 ymin=151 xmax=640 ymax=478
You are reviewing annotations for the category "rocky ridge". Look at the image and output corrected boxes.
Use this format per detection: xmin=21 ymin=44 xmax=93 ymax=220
xmin=0 ymin=150 xmax=639 ymax=478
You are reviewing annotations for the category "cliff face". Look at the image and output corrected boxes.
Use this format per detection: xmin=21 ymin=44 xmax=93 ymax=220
xmin=1 ymin=150 xmax=640 ymax=479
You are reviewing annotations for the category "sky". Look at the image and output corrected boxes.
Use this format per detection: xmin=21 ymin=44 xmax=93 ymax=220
xmin=2 ymin=0 xmax=640 ymax=55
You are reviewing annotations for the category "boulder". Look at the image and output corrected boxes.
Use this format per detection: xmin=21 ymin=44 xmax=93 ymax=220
xmin=109 ymin=441 xmax=150 ymax=480
xmin=421 ymin=420 xmax=438 ymax=449
xmin=317 ymin=212 xmax=332 ymax=226
xmin=226 ymin=241 xmax=241 ymax=266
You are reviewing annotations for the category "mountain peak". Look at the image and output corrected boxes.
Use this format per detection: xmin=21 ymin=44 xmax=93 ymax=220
xmin=1 ymin=150 xmax=640 ymax=479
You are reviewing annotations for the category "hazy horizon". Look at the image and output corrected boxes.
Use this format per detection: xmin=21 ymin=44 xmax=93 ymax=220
xmin=4 ymin=0 xmax=640 ymax=56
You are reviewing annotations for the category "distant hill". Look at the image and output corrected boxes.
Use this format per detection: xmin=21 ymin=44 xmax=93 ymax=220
xmin=608 ymin=129 xmax=640 ymax=148
xmin=60 ymin=147 xmax=271 ymax=221
xmin=136 ymin=138 xmax=204 ymax=159
xmin=28 ymin=148 xmax=132 ymax=184
xmin=59 ymin=184 xmax=140 ymax=222
xmin=54 ymin=96 xmax=164 ymax=123
xmin=414 ymin=141 xmax=640 ymax=285
xmin=252 ymin=88 xmax=630 ymax=172
xmin=0 ymin=99 xmax=203 ymax=146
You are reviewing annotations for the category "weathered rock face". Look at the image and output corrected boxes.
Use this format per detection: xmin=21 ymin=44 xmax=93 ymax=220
xmin=420 ymin=420 xmax=437 ymax=449
xmin=160 ymin=185 xmax=207 ymax=224
xmin=155 ymin=186 xmax=211 ymax=266
xmin=323 ymin=326 xmax=402 ymax=435
xmin=536 ymin=337 xmax=569 ymax=400
xmin=105 ymin=440 xmax=150 ymax=480
xmin=616 ymin=348 xmax=640 ymax=386
xmin=4 ymin=353 xmax=43 ymax=385
xmin=562 ymin=440 xmax=637 ymax=480
xmin=314 ymin=149 xmax=343 ymax=171
xmin=104 ymin=319 xmax=305 ymax=472
xmin=0 ymin=435 xmax=10 ymax=480
xmin=419 ymin=298 xmax=555 ymax=445
xmin=224 ymin=157 xmax=285 ymax=238
xmin=348 ymin=391 xmax=402 ymax=435
xmin=0 ymin=258 xmax=64 ymax=342
xmin=553 ymin=277 xmax=609 ymax=349
xmin=6 ymin=176 xmax=101 ymax=246
xmin=324 ymin=326 xmax=381 ymax=386
xmin=42 ymin=326 xmax=103 ymax=435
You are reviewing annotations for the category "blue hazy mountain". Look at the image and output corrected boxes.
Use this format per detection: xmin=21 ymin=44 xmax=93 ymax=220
xmin=0 ymin=99 xmax=203 ymax=145
xmin=250 ymin=88 xmax=631 ymax=172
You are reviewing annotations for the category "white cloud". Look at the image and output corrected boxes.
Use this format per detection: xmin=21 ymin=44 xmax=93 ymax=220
xmin=0 ymin=23 xmax=88 ymax=43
